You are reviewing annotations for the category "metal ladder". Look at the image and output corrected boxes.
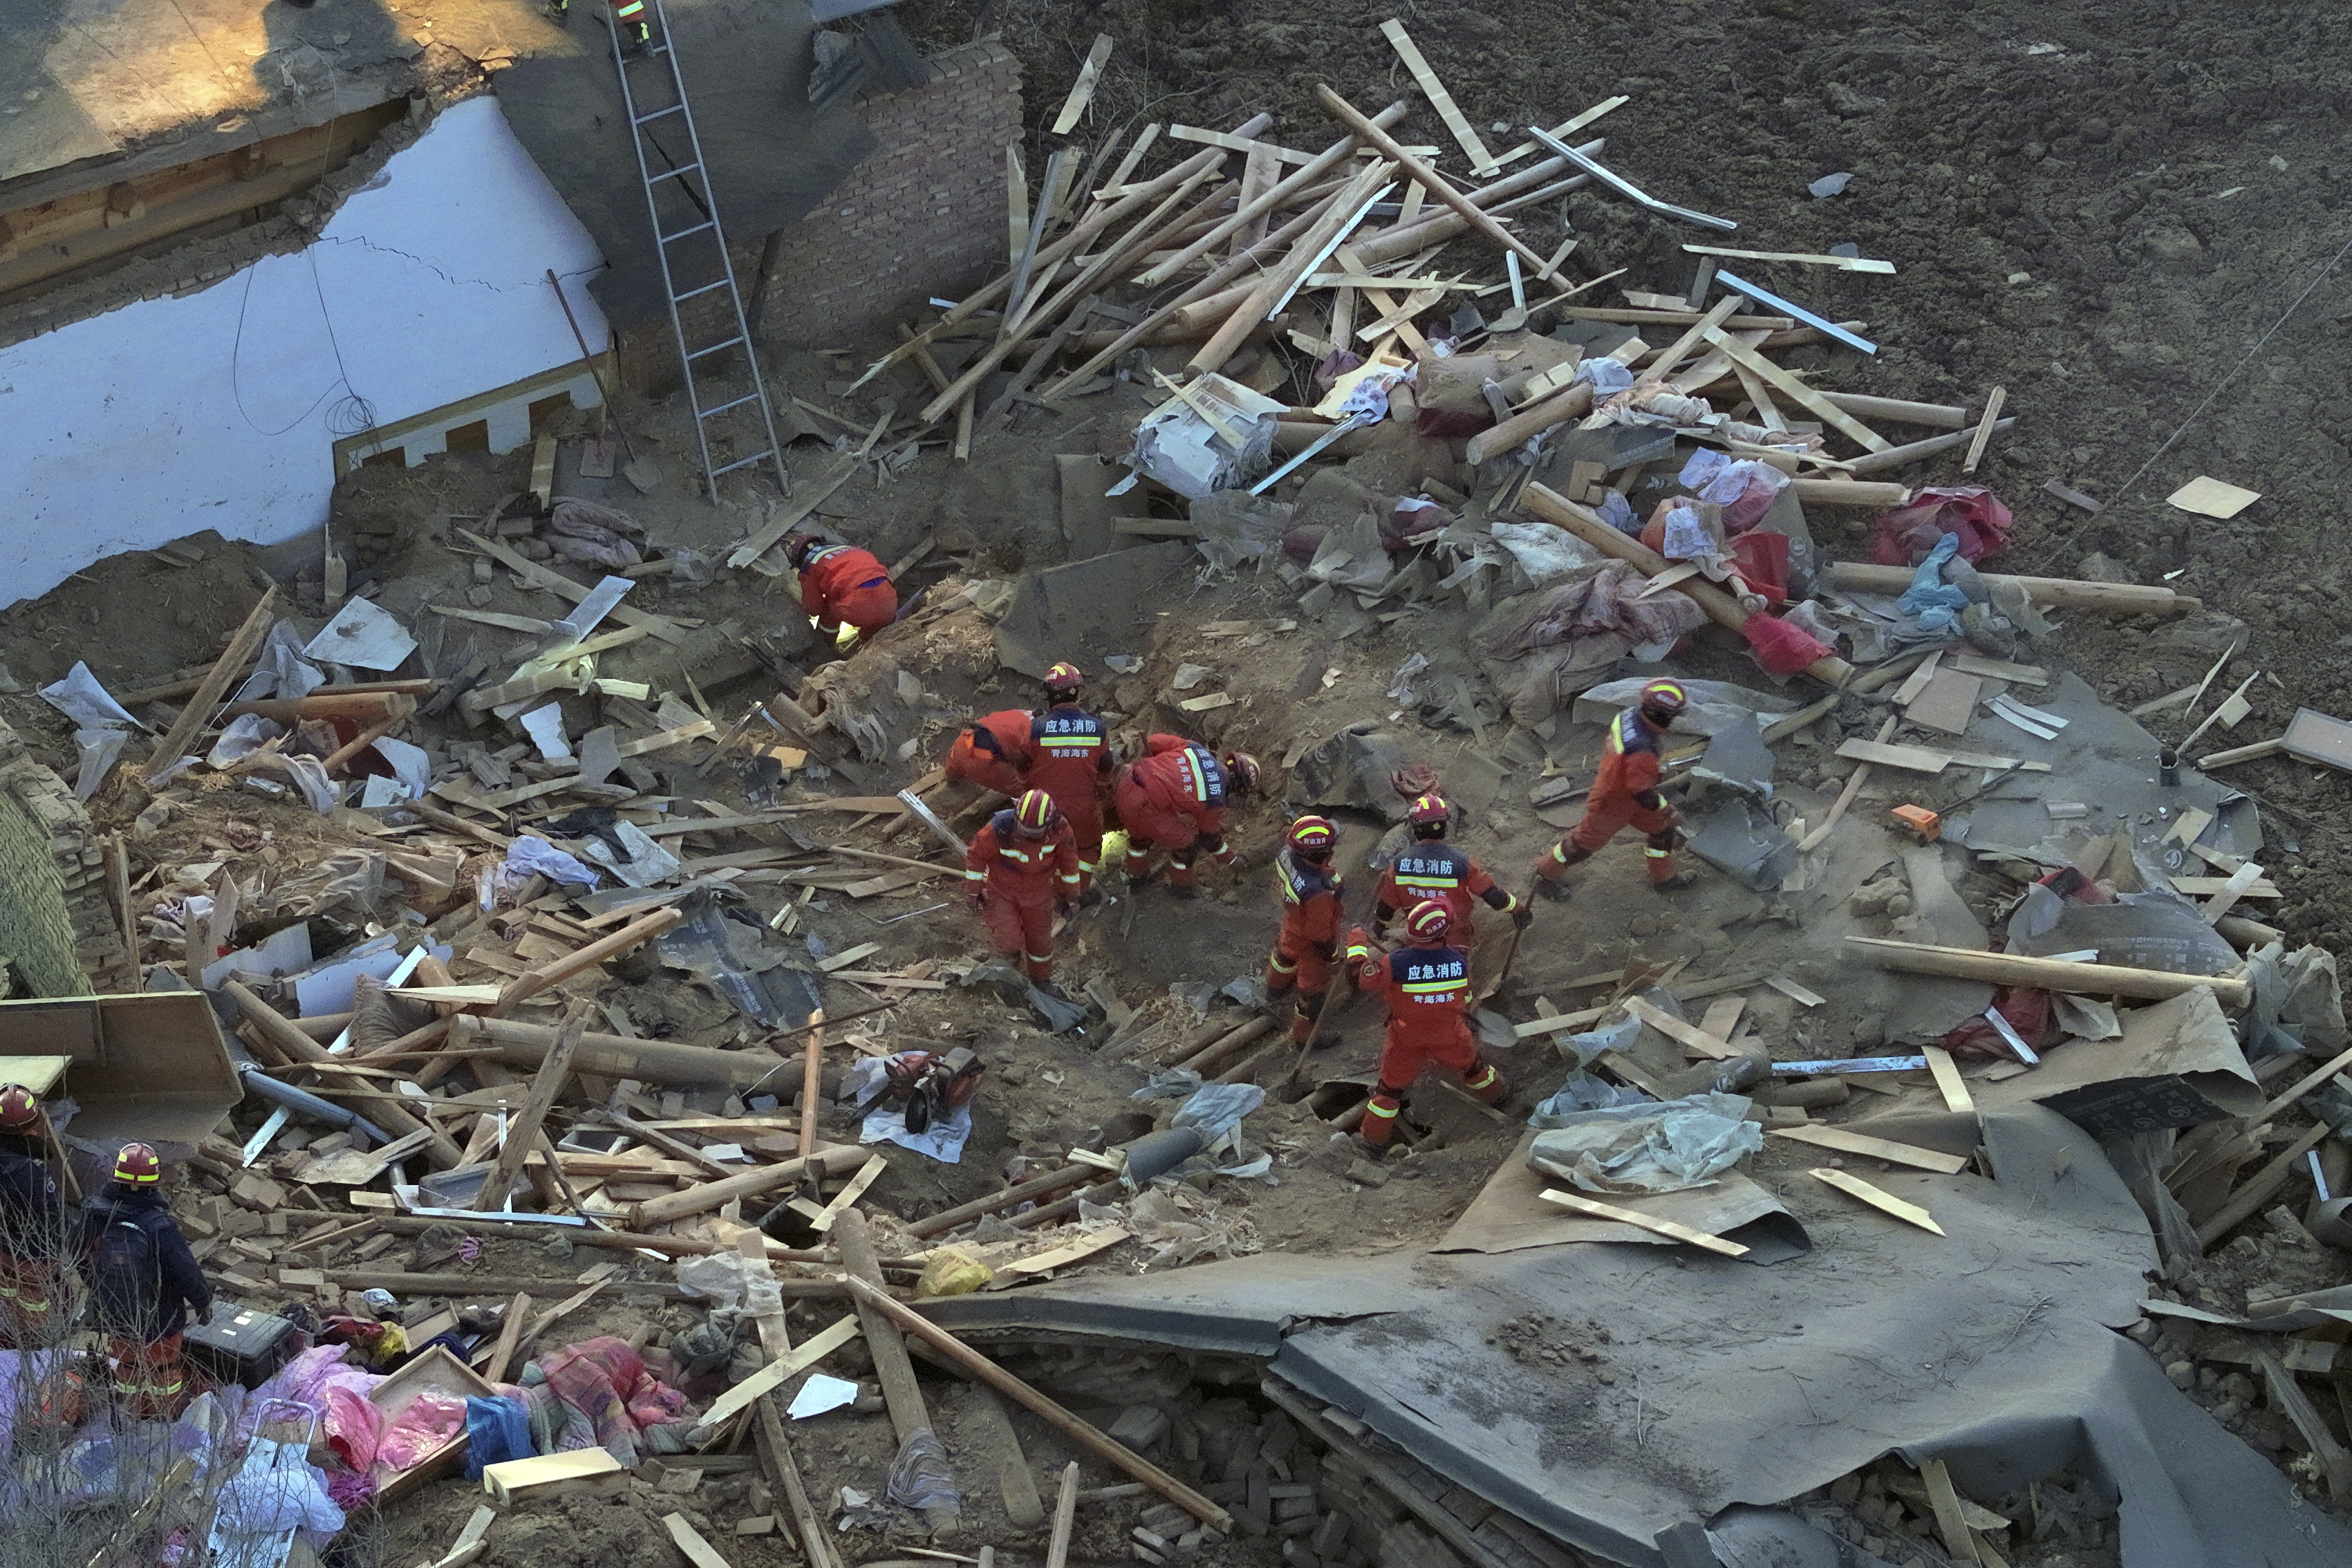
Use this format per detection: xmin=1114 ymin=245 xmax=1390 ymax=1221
xmin=605 ymin=0 xmax=790 ymax=501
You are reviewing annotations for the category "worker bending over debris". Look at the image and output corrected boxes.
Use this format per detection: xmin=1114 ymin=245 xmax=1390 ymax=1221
xmin=1535 ymin=678 xmax=1698 ymax=896
xmin=1116 ymin=734 xmax=1258 ymax=896
xmin=0 ymin=1084 xmax=75 ymax=1350
xmin=1345 ymin=901 xmax=1506 ymax=1154
xmin=785 ymin=532 xmax=898 ymax=648
xmin=1027 ymin=663 xmax=1114 ymax=897
xmin=86 ymin=1143 xmax=212 ymax=1421
xmin=1264 ymin=816 xmax=1345 ymax=1049
xmin=944 ymin=707 xmax=1034 ymax=796
xmin=965 ymin=790 xmax=1081 ymax=989
xmin=1376 ymin=794 xmax=1530 ymax=938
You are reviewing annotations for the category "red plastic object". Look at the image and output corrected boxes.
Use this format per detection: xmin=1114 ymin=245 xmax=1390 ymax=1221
xmin=1871 ymin=486 xmax=2015 ymax=566
xmin=1742 ymin=611 xmax=1831 ymax=675
xmin=1728 ymin=530 xmax=1791 ymax=607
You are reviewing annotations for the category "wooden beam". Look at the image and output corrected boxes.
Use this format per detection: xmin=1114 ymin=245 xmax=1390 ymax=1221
xmin=142 ymin=586 xmax=277 ymax=782
xmin=1812 ymin=1168 xmax=1945 ymax=1235
xmin=1049 ymin=34 xmax=1114 ymax=136
xmin=1771 ymin=1126 xmax=1970 ymax=1174
xmin=1312 ymin=85 xmax=1553 ymax=277
xmin=1683 ymin=243 xmax=1895 ymax=274
xmin=475 ymin=1004 xmax=590 ymax=1212
xmin=1845 ymin=936 xmax=2251 ymax=1007
xmin=1379 ymin=19 xmax=1499 ymax=174
xmin=1960 ymin=386 xmax=2006 ymax=474
xmin=1826 ymin=561 xmax=2196 ymax=617
xmin=1698 ymin=326 xmax=1890 ymax=451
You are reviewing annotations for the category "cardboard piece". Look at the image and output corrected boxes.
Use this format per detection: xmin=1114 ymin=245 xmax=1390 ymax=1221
xmin=1976 ymin=988 xmax=2263 ymax=1137
xmin=2281 ymin=708 xmax=2352 ymax=772
xmin=2165 ymin=477 xmax=2261 ymax=519
xmin=1905 ymin=669 xmax=1984 ymax=735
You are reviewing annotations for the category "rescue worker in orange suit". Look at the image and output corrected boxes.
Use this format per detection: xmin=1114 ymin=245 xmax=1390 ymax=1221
xmin=1374 ymin=794 xmax=1530 ymax=940
xmin=0 ymin=1085 xmax=75 ymax=1350
xmin=1534 ymin=678 xmax=1698 ymax=895
xmin=1264 ymin=816 xmax=1345 ymax=1049
xmin=1027 ymin=664 xmax=1114 ymax=898
xmin=1114 ymin=736 xmax=1258 ymax=897
xmin=548 ymin=0 xmax=653 ymax=50
xmin=964 ymin=789 xmax=1081 ymax=990
xmin=85 ymin=1143 xmax=212 ymax=1421
xmin=1344 ymin=900 xmax=1506 ymax=1153
xmin=785 ymin=532 xmax=899 ymax=646
xmin=945 ymin=709 xmax=1034 ymax=797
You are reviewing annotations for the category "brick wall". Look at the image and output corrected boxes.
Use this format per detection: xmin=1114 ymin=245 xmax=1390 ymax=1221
xmin=0 ymin=718 xmax=115 ymax=998
xmin=754 ymin=39 xmax=1021 ymax=351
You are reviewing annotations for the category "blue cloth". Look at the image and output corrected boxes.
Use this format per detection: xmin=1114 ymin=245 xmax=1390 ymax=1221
xmin=1896 ymin=532 xmax=1970 ymax=630
xmin=464 ymin=1394 xmax=535 ymax=1480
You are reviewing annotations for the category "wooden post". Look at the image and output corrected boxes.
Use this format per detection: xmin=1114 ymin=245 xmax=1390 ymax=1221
xmin=481 ymin=1291 xmax=532 ymax=1384
xmin=142 ymin=586 xmax=278 ymax=782
xmin=1823 ymin=562 xmax=2197 ymax=617
xmin=631 ymin=1146 xmax=872 ymax=1229
xmin=1186 ymin=158 xmax=1396 ymax=377
xmin=906 ymin=1164 xmax=1101 ymax=1238
xmin=1312 ymin=85 xmax=1555 ymax=278
xmin=224 ymin=980 xmax=463 ymax=1168
xmin=837 ymin=1273 xmax=1234 ymax=1531
xmin=1845 ymin=937 xmax=2251 ymax=1007
xmin=835 ymin=1208 xmax=958 ymax=1532
xmin=798 ymin=1009 xmax=825 ymax=1161
xmin=1045 ymin=1461 xmax=1081 ymax=1568
xmin=756 ymin=1392 xmax=841 ymax=1568
xmin=475 ymin=1004 xmax=591 ymax=1211
xmin=490 ymin=906 xmax=683 ymax=1016
xmin=1137 ymin=102 xmax=1409 ymax=288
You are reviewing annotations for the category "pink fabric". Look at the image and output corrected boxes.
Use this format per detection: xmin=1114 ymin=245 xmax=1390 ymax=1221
xmin=541 ymin=1337 xmax=690 ymax=1446
xmin=1870 ymin=487 xmax=2014 ymax=566
xmin=323 ymin=1385 xmax=383 ymax=1473
xmin=375 ymin=1390 xmax=466 ymax=1472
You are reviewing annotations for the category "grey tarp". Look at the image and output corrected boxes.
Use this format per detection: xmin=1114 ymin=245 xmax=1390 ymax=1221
xmin=993 ymin=544 xmax=1194 ymax=680
xmin=926 ymin=1105 xmax=2352 ymax=1568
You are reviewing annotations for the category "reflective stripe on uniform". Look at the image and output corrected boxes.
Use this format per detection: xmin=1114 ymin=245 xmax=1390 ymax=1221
xmin=1180 ymin=749 xmax=1208 ymax=802
xmin=1364 ymin=1101 xmax=1400 ymax=1120
xmin=1643 ymin=846 xmax=1671 ymax=858
xmin=964 ymin=869 xmax=986 ymax=881
xmin=1269 ymin=953 xmax=1298 ymax=975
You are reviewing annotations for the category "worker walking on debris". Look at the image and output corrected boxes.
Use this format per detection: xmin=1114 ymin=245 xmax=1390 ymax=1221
xmin=1264 ymin=816 xmax=1345 ymax=1049
xmin=945 ymin=707 xmax=1035 ymax=797
xmin=1375 ymin=794 xmax=1531 ymax=939
xmin=0 ymin=1085 xmax=76 ymax=1350
xmin=548 ymin=0 xmax=655 ymax=50
xmin=965 ymin=789 xmax=1081 ymax=990
xmin=1027 ymin=664 xmax=1114 ymax=897
xmin=786 ymin=532 xmax=898 ymax=649
xmin=1345 ymin=900 xmax=1506 ymax=1153
xmin=1534 ymin=678 xmax=1698 ymax=896
xmin=1115 ymin=734 xmax=1259 ymax=897
xmin=85 ymin=1143 xmax=212 ymax=1421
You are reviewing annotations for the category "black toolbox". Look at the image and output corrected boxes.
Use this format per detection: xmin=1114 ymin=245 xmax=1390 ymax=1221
xmin=183 ymin=1301 xmax=302 ymax=1389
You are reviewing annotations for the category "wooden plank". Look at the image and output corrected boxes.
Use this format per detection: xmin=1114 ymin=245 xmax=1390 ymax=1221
xmin=1836 ymin=738 xmax=1950 ymax=775
xmin=1811 ymin=1168 xmax=1946 ymax=1235
xmin=1380 ymin=19 xmax=1500 ymax=174
xmin=805 ymin=1157 xmax=888 ymax=1233
xmin=1766 ymin=976 xmax=1827 ymax=1008
xmin=1946 ymin=654 xmax=2050 ymax=686
xmin=1682 ymin=243 xmax=1896 ymax=274
xmin=1620 ymin=996 xmax=1743 ymax=1062
xmin=1165 ymin=124 xmax=1314 ymax=163
xmin=2166 ymin=874 xmax=2281 ymax=898
xmin=142 ymin=586 xmax=277 ymax=781
xmin=1923 ymin=1045 xmax=1975 ymax=1114
xmin=1699 ymin=326 xmax=1892 ymax=451
xmin=1697 ymin=996 xmax=1746 ymax=1048
xmin=1049 ymin=33 xmax=1114 ymax=136
xmin=474 ymin=1005 xmax=591 ymax=1213
xmin=664 ymin=1513 xmax=737 ymax=1568
xmin=1892 ymin=651 xmax=1943 ymax=707
xmin=1771 ymin=1126 xmax=1970 ymax=1175
xmin=1000 ymin=1225 xmax=1133 ymax=1277
xmin=1919 ymin=1459 xmax=1984 ymax=1566
xmin=2202 ymin=859 xmax=2266 ymax=925
xmin=1538 ymin=1188 xmax=1751 ymax=1258
xmin=1961 ymin=386 xmax=2007 ymax=475
xmin=458 ymin=530 xmax=688 ymax=643
xmin=815 ymin=942 xmax=882 ymax=973
xmin=721 ymin=456 xmax=864 ymax=571
xmin=696 ymin=1314 xmax=863 ymax=1431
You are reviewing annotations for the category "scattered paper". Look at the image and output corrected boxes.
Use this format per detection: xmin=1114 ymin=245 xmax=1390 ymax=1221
xmin=2166 ymin=476 xmax=2261 ymax=519
xmin=787 ymin=1374 xmax=860 ymax=1420
xmin=302 ymin=598 xmax=418 ymax=671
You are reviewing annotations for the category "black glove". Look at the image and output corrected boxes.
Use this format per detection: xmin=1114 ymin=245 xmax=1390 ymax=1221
xmin=1512 ymin=904 xmax=1533 ymax=931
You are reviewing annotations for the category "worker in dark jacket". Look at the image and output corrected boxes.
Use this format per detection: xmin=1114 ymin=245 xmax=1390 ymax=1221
xmin=85 ymin=1143 xmax=212 ymax=1421
xmin=0 ymin=1085 xmax=75 ymax=1350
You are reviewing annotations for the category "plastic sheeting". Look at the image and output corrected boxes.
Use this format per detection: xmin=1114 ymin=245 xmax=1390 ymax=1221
xmin=1525 ymin=1093 xmax=1763 ymax=1194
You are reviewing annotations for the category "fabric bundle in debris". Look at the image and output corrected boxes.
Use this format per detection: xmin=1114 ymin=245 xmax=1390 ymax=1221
xmin=537 ymin=1337 xmax=691 ymax=1464
xmin=1477 ymin=562 xmax=1707 ymax=722
xmin=546 ymin=499 xmax=645 ymax=569
xmin=1872 ymin=486 xmax=2013 ymax=565
xmin=1526 ymin=1093 xmax=1764 ymax=1194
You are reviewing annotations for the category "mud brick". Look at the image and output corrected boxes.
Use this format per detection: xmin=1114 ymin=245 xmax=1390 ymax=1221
xmin=1278 ymin=1497 xmax=1318 ymax=1522
xmin=1437 ymin=1486 xmax=1493 ymax=1529
xmin=1278 ymin=1515 xmax=1321 ymax=1538
xmin=1313 ymin=1513 xmax=1351 ymax=1558
xmin=1110 ymin=1406 xmax=1172 ymax=1450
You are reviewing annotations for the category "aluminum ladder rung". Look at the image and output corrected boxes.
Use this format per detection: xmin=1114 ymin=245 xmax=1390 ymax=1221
xmin=672 ymin=279 xmax=730 ymax=303
xmin=698 ymin=392 xmax=761 ymax=418
xmin=648 ymin=162 xmax=702 ymax=184
xmin=632 ymin=104 xmax=684 ymax=126
xmin=710 ymin=451 xmax=781 ymax=478
xmin=685 ymin=335 xmax=746 ymax=361
xmin=657 ymin=220 xmax=716 ymax=245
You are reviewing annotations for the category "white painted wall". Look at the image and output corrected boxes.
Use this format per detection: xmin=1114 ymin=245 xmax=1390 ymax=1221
xmin=0 ymin=95 xmax=610 ymax=608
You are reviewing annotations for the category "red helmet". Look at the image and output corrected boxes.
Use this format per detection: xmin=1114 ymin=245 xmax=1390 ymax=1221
xmin=1043 ymin=662 xmax=1085 ymax=696
xmin=1222 ymin=752 xmax=1260 ymax=795
xmin=1406 ymin=793 xmax=1450 ymax=828
xmin=0 ymin=1085 xmax=37 ymax=1134
xmin=1403 ymin=899 xmax=1453 ymax=944
xmin=1287 ymin=815 xmax=1337 ymax=859
xmin=113 ymin=1142 xmax=162 ymax=1186
xmin=784 ymin=532 xmax=823 ymax=568
xmin=1639 ymin=679 xmax=1689 ymax=720
xmin=1013 ymin=789 xmax=1058 ymax=836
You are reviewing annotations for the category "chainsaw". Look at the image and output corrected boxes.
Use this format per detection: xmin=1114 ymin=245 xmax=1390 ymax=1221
xmin=882 ymin=1047 xmax=985 ymax=1134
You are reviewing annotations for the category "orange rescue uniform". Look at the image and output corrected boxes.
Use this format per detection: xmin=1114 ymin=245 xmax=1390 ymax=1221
xmin=945 ymin=709 xmax=1035 ymax=797
xmin=1537 ymin=705 xmax=1681 ymax=885
xmin=797 ymin=545 xmax=899 ymax=639
xmin=1028 ymin=702 xmax=1112 ymax=892
xmin=1375 ymin=842 xmax=1519 ymax=935
xmin=964 ymin=809 xmax=1081 ymax=984
xmin=1264 ymin=849 xmax=1343 ymax=1044
xmin=1114 ymin=735 xmax=1232 ymax=889
xmin=1347 ymin=936 xmax=1503 ymax=1148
